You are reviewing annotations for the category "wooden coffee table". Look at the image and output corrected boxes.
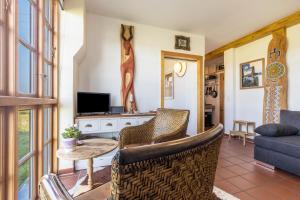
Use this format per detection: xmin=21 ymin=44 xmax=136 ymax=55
xmin=57 ymin=138 xmax=118 ymax=196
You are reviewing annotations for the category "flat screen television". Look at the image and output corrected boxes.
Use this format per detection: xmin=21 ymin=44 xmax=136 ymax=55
xmin=77 ymin=92 xmax=110 ymax=114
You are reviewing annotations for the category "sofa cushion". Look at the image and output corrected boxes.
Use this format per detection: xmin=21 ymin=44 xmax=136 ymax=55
xmin=255 ymin=124 xmax=299 ymax=137
xmin=255 ymin=135 xmax=300 ymax=159
xmin=280 ymin=110 xmax=300 ymax=135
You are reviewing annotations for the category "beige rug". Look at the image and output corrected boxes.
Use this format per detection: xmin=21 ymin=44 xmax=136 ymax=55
xmin=213 ymin=187 xmax=240 ymax=200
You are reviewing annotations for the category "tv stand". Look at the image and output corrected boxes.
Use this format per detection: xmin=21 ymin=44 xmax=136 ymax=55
xmin=75 ymin=113 xmax=155 ymax=134
xmin=74 ymin=112 xmax=155 ymax=170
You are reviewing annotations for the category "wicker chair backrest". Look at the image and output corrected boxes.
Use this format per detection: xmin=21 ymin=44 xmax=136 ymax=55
xmin=153 ymin=108 xmax=189 ymax=136
xmin=111 ymin=125 xmax=224 ymax=200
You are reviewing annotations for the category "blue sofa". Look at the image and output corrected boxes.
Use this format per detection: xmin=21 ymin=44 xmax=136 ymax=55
xmin=254 ymin=110 xmax=300 ymax=176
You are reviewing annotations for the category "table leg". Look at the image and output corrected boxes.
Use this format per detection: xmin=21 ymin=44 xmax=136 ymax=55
xmin=87 ymin=158 xmax=94 ymax=190
xmin=246 ymin=123 xmax=249 ymax=133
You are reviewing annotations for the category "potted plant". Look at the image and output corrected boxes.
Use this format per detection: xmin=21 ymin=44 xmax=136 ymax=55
xmin=61 ymin=124 xmax=81 ymax=152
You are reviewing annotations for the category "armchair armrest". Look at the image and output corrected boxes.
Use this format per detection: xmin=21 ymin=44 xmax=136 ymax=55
xmin=39 ymin=174 xmax=73 ymax=200
xmin=119 ymin=118 xmax=155 ymax=148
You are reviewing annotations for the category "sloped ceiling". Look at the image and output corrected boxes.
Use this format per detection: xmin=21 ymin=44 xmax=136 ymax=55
xmin=86 ymin=0 xmax=300 ymax=53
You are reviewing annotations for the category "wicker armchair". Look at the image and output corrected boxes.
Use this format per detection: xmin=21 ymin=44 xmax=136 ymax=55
xmin=39 ymin=125 xmax=223 ymax=200
xmin=111 ymin=124 xmax=223 ymax=200
xmin=119 ymin=108 xmax=190 ymax=148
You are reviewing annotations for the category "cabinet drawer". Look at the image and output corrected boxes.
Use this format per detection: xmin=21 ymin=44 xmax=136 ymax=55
xmin=118 ymin=118 xmax=138 ymax=130
xmin=100 ymin=119 xmax=118 ymax=132
xmin=137 ymin=117 xmax=154 ymax=125
xmin=78 ymin=120 xmax=100 ymax=133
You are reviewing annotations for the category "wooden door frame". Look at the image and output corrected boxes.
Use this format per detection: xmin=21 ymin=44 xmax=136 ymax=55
xmin=219 ymin=72 xmax=225 ymax=125
xmin=160 ymin=51 xmax=204 ymax=133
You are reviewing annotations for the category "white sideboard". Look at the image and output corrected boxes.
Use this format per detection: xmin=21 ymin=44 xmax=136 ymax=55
xmin=74 ymin=113 xmax=155 ymax=170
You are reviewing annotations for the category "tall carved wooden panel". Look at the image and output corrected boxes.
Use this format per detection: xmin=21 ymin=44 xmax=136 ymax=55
xmin=120 ymin=25 xmax=137 ymax=112
xmin=263 ymin=29 xmax=288 ymax=124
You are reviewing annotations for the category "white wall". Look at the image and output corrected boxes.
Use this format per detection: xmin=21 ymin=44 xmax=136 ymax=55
xmin=286 ymin=24 xmax=300 ymax=110
xmin=58 ymin=11 xmax=204 ymax=170
xmin=224 ymin=23 xmax=300 ymax=133
xmin=224 ymin=49 xmax=236 ymax=133
xmin=78 ymin=13 xmax=205 ymax=112
xmin=59 ymin=0 xmax=86 ymax=169
xmin=164 ymin=59 xmax=198 ymax=135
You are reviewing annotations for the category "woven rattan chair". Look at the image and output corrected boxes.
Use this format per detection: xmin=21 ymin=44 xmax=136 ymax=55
xmin=39 ymin=173 xmax=73 ymax=200
xmin=39 ymin=125 xmax=223 ymax=200
xmin=119 ymin=108 xmax=190 ymax=148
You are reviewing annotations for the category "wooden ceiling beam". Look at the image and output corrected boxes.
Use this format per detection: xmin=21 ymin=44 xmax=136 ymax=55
xmin=205 ymin=10 xmax=300 ymax=61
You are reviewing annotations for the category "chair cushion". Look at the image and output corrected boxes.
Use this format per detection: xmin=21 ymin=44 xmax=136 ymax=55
xmin=255 ymin=124 xmax=299 ymax=137
xmin=280 ymin=110 xmax=300 ymax=135
xmin=255 ymin=135 xmax=300 ymax=159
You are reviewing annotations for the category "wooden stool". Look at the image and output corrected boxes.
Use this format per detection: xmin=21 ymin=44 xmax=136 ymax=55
xmin=229 ymin=120 xmax=256 ymax=146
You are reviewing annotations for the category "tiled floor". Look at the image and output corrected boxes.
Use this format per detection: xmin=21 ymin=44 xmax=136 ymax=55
xmin=216 ymin=136 xmax=300 ymax=200
xmin=60 ymin=137 xmax=300 ymax=200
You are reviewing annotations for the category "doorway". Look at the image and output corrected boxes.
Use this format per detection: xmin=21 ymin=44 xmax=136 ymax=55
xmin=204 ymin=56 xmax=224 ymax=130
xmin=161 ymin=51 xmax=204 ymax=134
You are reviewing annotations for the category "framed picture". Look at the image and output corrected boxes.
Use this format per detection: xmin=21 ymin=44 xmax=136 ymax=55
xmin=240 ymin=58 xmax=265 ymax=89
xmin=175 ymin=35 xmax=190 ymax=51
xmin=164 ymin=72 xmax=174 ymax=99
xmin=216 ymin=64 xmax=224 ymax=72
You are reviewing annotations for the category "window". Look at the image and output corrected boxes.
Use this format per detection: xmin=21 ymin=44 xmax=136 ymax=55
xmin=0 ymin=109 xmax=4 ymax=200
xmin=0 ymin=0 xmax=6 ymax=198
xmin=18 ymin=0 xmax=37 ymax=95
xmin=0 ymin=0 xmax=59 ymax=199
xmin=43 ymin=107 xmax=52 ymax=175
xmin=17 ymin=109 xmax=35 ymax=200
xmin=0 ymin=0 xmax=5 ymax=94
xmin=43 ymin=0 xmax=54 ymax=97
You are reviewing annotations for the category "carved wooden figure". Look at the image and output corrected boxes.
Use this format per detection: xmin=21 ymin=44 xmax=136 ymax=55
xmin=263 ymin=29 xmax=288 ymax=124
xmin=121 ymin=25 xmax=137 ymax=112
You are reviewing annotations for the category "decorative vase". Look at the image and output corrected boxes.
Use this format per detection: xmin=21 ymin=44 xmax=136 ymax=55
xmin=62 ymin=138 xmax=77 ymax=152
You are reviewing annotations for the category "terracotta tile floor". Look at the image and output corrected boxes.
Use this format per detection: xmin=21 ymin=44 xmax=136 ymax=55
xmin=216 ymin=136 xmax=300 ymax=200
xmin=60 ymin=137 xmax=300 ymax=200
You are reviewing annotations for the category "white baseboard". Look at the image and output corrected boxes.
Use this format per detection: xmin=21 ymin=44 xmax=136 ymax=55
xmin=256 ymin=161 xmax=275 ymax=171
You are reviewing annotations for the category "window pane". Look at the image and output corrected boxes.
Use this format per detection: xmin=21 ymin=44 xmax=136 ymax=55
xmin=43 ymin=63 xmax=52 ymax=96
xmin=43 ymin=144 xmax=51 ymax=175
xmin=18 ymin=110 xmax=33 ymax=160
xmin=43 ymin=108 xmax=51 ymax=142
xmin=44 ymin=27 xmax=48 ymax=59
xmin=18 ymin=43 xmax=35 ymax=94
xmin=43 ymin=145 xmax=48 ymax=175
xmin=44 ymin=27 xmax=52 ymax=60
xmin=0 ymin=2 xmax=4 ymax=95
xmin=44 ymin=0 xmax=52 ymax=25
xmin=18 ymin=0 xmax=35 ymax=46
xmin=0 ymin=25 xmax=4 ymax=94
xmin=43 ymin=108 xmax=52 ymax=175
xmin=0 ymin=110 xmax=3 ymax=198
xmin=18 ymin=159 xmax=33 ymax=200
xmin=0 ymin=0 xmax=4 ymax=24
